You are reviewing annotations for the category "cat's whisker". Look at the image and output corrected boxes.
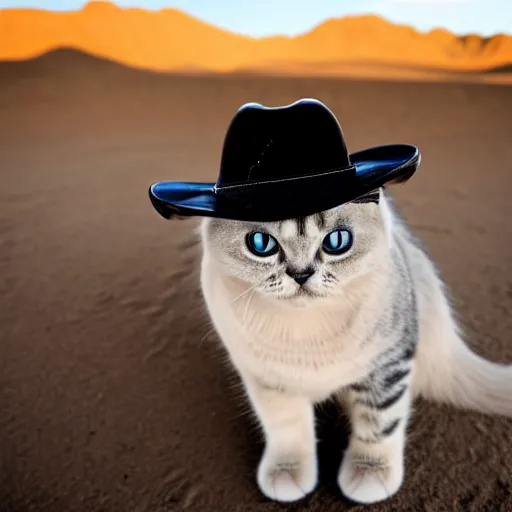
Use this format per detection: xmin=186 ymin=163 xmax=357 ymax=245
xmin=242 ymin=287 xmax=257 ymax=324
xmin=229 ymin=407 xmax=255 ymax=422
xmin=229 ymin=283 xmax=259 ymax=305
xmin=199 ymin=325 xmax=217 ymax=345
xmin=229 ymin=277 xmax=267 ymax=306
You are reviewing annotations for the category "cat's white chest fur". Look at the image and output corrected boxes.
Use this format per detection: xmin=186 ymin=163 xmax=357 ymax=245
xmin=201 ymin=258 xmax=387 ymax=402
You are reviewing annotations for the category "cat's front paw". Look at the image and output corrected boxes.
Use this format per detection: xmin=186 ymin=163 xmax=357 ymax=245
xmin=338 ymin=444 xmax=404 ymax=504
xmin=257 ymin=448 xmax=318 ymax=502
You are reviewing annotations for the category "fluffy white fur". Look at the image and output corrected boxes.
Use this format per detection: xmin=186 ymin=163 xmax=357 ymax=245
xmin=198 ymin=190 xmax=511 ymax=505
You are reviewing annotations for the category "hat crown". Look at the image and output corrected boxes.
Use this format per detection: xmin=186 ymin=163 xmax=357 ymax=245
xmin=217 ymin=99 xmax=352 ymax=188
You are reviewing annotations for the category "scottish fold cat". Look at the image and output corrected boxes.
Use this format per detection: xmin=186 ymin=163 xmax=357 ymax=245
xmin=199 ymin=189 xmax=511 ymax=504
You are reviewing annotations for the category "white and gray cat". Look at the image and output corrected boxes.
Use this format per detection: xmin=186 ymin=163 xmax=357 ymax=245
xmin=199 ymin=188 xmax=511 ymax=505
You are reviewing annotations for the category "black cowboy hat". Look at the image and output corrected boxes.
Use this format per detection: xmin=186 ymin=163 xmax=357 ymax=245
xmin=148 ymin=98 xmax=420 ymax=222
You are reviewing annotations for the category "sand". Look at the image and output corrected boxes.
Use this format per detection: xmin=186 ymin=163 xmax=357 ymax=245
xmin=0 ymin=51 xmax=511 ymax=512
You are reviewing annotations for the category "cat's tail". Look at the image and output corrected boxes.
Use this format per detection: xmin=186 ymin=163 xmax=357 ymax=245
xmin=411 ymin=281 xmax=512 ymax=418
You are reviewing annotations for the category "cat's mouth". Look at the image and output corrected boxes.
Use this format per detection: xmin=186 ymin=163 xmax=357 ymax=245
xmin=281 ymin=287 xmax=319 ymax=300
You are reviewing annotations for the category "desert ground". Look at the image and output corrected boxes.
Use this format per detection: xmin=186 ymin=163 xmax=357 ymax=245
xmin=0 ymin=50 xmax=511 ymax=512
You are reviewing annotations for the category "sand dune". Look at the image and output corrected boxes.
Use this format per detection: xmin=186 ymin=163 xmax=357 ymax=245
xmin=4 ymin=47 xmax=511 ymax=87
xmin=1 ymin=0 xmax=511 ymax=76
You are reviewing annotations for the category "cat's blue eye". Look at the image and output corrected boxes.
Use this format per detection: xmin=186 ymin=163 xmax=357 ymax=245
xmin=246 ymin=232 xmax=279 ymax=257
xmin=322 ymin=229 xmax=352 ymax=255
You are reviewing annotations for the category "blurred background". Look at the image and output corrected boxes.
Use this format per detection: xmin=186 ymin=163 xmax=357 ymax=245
xmin=1 ymin=2 xmax=511 ymax=511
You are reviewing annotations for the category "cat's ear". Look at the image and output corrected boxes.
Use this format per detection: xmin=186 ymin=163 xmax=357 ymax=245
xmin=352 ymin=188 xmax=381 ymax=204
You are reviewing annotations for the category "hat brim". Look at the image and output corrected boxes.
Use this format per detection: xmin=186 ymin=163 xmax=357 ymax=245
xmin=149 ymin=144 xmax=420 ymax=222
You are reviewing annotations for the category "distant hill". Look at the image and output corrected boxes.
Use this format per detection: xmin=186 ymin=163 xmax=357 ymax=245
xmin=1 ymin=1 xmax=511 ymax=75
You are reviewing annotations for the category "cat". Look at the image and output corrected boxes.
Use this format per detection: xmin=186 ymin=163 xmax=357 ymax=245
xmin=198 ymin=188 xmax=512 ymax=505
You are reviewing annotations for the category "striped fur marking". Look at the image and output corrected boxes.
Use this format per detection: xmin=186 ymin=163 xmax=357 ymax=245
xmin=381 ymin=418 xmax=401 ymax=437
xmin=383 ymin=368 xmax=411 ymax=388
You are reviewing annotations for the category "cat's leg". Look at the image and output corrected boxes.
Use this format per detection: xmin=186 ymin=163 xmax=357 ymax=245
xmin=243 ymin=377 xmax=318 ymax=502
xmin=338 ymin=354 xmax=414 ymax=504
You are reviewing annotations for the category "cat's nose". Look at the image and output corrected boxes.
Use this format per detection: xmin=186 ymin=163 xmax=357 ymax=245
xmin=286 ymin=267 xmax=315 ymax=285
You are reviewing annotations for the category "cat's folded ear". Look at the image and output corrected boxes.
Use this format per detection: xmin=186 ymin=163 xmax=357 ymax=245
xmin=351 ymin=189 xmax=381 ymax=204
